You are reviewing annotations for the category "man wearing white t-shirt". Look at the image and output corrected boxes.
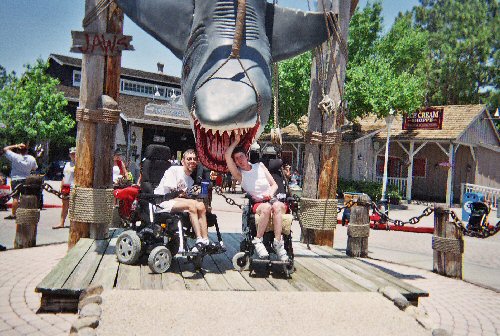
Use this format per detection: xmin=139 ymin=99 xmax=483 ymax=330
xmin=154 ymin=149 xmax=210 ymax=252
xmin=2 ymin=143 xmax=38 ymax=220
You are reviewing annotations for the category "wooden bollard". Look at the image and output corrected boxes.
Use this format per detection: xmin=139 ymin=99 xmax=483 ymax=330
xmin=432 ymin=204 xmax=463 ymax=279
xmin=346 ymin=194 xmax=371 ymax=257
xmin=14 ymin=175 xmax=44 ymax=248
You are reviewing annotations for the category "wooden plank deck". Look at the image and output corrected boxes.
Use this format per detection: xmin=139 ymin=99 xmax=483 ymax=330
xmin=36 ymin=230 xmax=428 ymax=312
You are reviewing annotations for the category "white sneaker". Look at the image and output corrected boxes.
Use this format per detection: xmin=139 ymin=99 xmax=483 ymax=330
xmin=273 ymin=238 xmax=289 ymax=261
xmin=252 ymin=237 xmax=269 ymax=259
xmin=191 ymin=238 xmax=208 ymax=253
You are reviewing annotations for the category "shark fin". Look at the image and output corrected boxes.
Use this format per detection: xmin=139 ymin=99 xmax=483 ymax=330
xmin=115 ymin=0 xmax=194 ymax=59
xmin=266 ymin=4 xmax=338 ymax=62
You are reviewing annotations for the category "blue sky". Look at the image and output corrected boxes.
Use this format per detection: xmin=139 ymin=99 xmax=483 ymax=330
xmin=0 ymin=0 xmax=419 ymax=77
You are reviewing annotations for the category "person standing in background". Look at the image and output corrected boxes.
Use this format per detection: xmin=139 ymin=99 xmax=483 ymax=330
xmin=53 ymin=147 xmax=76 ymax=229
xmin=113 ymin=150 xmax=128 ymax=184
xmin=2 ymin=143 xmax=37 ymax=220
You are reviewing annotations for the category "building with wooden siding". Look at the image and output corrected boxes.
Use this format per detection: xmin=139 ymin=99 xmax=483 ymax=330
xmin=46 ymin=54 xmax=194 ymax=165
xmin=259 ymin=105 xmax=499 ymax=204
xmin=340 ymin=105 xmax=499 ymax=204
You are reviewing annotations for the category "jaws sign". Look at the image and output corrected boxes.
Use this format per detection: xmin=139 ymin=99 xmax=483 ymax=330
xmin=71 ymin=31 xmax=134 ymax=56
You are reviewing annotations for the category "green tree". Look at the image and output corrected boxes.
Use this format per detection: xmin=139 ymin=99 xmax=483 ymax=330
xmin=0 ymin=65 xmax=15 ymax=90
xmin=348 ymin=1 xmax=383 ymax=64
xmin=0 ymin=60 xmax=74 ymax=145
xmin=270 ymin=51 xmax=312 ymax=130
xmin=345 ymin=3 xmax=427 ymax=118
xmin=413 ymin=0 xmax=499 ymax=105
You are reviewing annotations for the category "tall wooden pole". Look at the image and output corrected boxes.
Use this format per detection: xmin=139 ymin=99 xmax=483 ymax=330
xmin=301 ymin=0 xmax=352 ymax=246
xmin=69 ymin=1 xmax=123 ymax=248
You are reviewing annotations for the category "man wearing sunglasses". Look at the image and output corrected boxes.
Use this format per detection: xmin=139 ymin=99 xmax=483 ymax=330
xmin=154 ymin=149 xmax=211 ymax=252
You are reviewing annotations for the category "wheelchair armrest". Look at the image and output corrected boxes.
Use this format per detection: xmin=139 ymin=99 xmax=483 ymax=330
xmin=138 ymin=193 xmax=164 ymax=205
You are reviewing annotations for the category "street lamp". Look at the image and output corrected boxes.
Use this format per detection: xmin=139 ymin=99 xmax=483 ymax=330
xmin=381 ymin=109 xmax=395 ymax=207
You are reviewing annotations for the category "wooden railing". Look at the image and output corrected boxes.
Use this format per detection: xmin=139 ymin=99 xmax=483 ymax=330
xmin=460 ymin=183 xmax=499 ymax=209
xmin=376 ymin=176 xmax=407 ymax=199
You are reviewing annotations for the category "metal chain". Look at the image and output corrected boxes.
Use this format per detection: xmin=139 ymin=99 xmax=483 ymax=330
xmin=371 ymin=204 xmax=435 ymax=227
xmin=447 ymin=209 xmax=468 ymax=235
xmin=212 ymin=186 xmax=244 ymax=210
xmin=42 ymin=183 xmax=69 ymax=200
xmin=0 ymin=183 xmax=22 ymax=203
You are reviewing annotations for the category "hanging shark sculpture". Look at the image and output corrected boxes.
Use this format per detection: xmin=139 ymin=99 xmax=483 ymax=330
xmin=115 ymin=0 xmax=337 ymax=171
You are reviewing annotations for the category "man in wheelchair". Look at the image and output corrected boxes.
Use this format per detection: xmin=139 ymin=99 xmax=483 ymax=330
xmin=225 ymin=135 xmax=289 ymax=262
xmin=154 ymin=149 xmax=213 ymax=252
xmin=115 ymin=145 xmax=225 ymax=273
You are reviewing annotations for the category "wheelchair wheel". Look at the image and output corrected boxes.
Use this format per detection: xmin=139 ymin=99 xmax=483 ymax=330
xmin=232 ymin=252 xmax=250 ymax=272
xmin=116 ymin=230 xmax=142 ymax=265
xmin=148 ymin=246 xmax=172 ymax=274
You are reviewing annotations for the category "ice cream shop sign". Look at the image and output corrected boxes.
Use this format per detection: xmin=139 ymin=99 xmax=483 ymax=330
xmin=403 ymin=107 xmax=444 ymax=130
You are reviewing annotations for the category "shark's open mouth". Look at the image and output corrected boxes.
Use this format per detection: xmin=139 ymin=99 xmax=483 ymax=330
xmin=194 ymin=118 xmax=260 ymax=172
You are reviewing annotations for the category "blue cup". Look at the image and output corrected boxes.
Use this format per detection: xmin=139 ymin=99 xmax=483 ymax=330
xmin=201 ymin=180 xmax=210 ymax=196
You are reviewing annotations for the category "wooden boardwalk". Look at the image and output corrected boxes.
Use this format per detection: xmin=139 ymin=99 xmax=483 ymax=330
xmin=36 ymin=229 xmax=428 ymax=312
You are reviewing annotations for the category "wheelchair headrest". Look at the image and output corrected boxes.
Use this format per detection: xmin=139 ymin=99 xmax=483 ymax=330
xmin=144 ymin=144 xmax=171 ymax=161
xmin=267 ymin=158 xmax=283 ymax=174
xmin=142 ymin=145 xmax=171 ymax=188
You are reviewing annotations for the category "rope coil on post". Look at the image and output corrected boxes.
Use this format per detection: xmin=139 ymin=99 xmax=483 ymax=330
xmin=432 ymin=235 xmax=464 ymax=254
xmin=69 ymin=186 xmax=115 ymax=224
xmin=76 ymin=107 xmax=121 ymax=124
xmin=15 ymin=208 xmax=40 ymax=226
xmin=299 ymin=198 xmax=338 ymax=230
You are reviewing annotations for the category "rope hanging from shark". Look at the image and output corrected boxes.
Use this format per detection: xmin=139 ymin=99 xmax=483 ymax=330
xmin=270 ymin=0 xmax=282 ymax=147
xmin=316 ymin=0 xmax=349 ymax=122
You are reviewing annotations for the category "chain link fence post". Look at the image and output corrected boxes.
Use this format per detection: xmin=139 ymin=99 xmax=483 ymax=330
xmin=346 ymin=194 xmax=371 ymax=257
xmin=433 ymin=204 xmax=463 ymax=279
xmin=14 ymin=175 xmax=44 ymax=248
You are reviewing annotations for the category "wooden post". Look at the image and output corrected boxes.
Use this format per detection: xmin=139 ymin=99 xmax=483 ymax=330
xmin=301 ymin=0 xmax=352 ymax=246
xmin=346 ymin=194 xmax=370 ymax=257
xmin=432 ymin=204 xmax=463 ymax=279
xmin=69 ymin=1 xmax=123 ymax=248
xmin=14 ymin=175 xmax=44 ymax=248
xmin=445 ymin=143 xmax=454 ymax=206
xmin=406 ymin=141 xmax=414 ymax=201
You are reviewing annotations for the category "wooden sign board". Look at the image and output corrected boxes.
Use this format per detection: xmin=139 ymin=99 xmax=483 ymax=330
xmin=70 ymin=31 xmax=134 ymax=56
xmin=403 ymin=107 xmax=444 ymax=130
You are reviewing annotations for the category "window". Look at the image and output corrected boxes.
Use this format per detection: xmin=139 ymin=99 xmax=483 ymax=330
xmin=412 ymin=158 xmax=426 ymax=177
xmin=73 ymin=70 xmax=81 ymax=87
xmin=376 ymin=156 xmax=403 ymax=177
xmin=120 ymin=79 xmax=181 ymax=101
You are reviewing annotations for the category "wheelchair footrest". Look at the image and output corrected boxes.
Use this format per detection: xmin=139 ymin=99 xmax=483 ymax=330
xmin=251 ymin=258 xmax=291 ymax=266
xmin=181 ymin=243 xmax=226 ymax=258
xmin=204 ymin=242 xmax=226 ymax=255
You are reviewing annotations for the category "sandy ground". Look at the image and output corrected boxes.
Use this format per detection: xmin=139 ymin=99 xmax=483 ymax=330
xmin=98 ymin=290 xmax=430 ymax=336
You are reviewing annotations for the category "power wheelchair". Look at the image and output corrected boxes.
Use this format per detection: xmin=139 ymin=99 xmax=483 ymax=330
xmin=231 ymin=158 xmax=297 ymax=277
xmin=114 ymin=145 xmax=225 ymax=273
